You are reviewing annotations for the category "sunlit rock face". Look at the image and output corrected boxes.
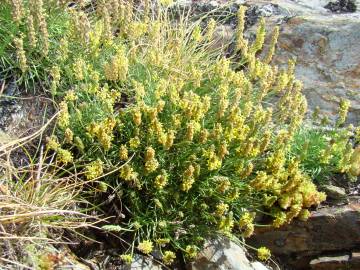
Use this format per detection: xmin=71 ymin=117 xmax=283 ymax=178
xmin=177 ymin=0 xmax=360 ymax=124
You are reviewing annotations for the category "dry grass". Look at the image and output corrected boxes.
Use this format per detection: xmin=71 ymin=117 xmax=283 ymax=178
xmin=0 ymin=125 xmax=101 ymax=269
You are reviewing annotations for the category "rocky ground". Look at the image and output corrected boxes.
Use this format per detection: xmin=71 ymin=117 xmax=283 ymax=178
xmin=1 ymin=0 xmax=359 ymax=269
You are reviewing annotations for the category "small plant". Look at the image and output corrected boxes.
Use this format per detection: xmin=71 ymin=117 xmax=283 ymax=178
xmin=291 ymin=102 xmax=358 ymax=184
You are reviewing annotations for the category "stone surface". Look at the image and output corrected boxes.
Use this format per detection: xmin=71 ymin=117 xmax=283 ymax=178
xmin=310 ymin=255 xmax=350 ymax=270
xmin=245 ymin=0 xmax=360 ymax=124
xmin=321 ymin=184 xmax=347 ymax=201
xmin=188 ymin=237 xmax=271 ymax=270
xmin=179 ymin=0 xmax=360 ymax=124
xmin=248 ymin=202 xmax=360 ymax=269
xmin=251 ymin=261 xmax=271 ymax=270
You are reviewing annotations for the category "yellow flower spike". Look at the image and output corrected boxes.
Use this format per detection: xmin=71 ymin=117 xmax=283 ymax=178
xmin=104 ymin=47 xmax=129 ymax=82
xmin=205 ymin=18 xmax=216 ymax=40
xmin=27 ymin=15 xmax=37 ymax=48
xmin=243 ymin=223 xmax=255 ymax=238
xmin=199 ymin=129 xmax=209 ymax=144
xmin=46 ymin=136 xmax=60 ymax=151
xmin=147 ymin=107 xmax=159 ymax=123
xmin=127 ymin=21 xmax=148 ymax=40
xmin=192 ymin=24 xmax=202 ymax=43
xmin=101 ymin=5 xmax=112 ymax=41
xmin=57 ymin=37 xmax=69 ymax=62
xmin=156 ymin=238 xmax=170 ymax=245
xmin=185 ymin=245 xmax=198 ymax=259
xmin=73 ymin=58 xmax=85 ymax=81
xmin=212 ymin=123 xmax=223 ymax=140
xmin=145 ymin=147 xmax=156 ymax=162
xmin=155 ymin=79 xmax=167 ymax=100
xmin=64 ymin=90 xmax=77 ymax=102
xmin=37 ymin=9 xmax=49 ymax=56
xmin=286 ymin=204 xmax=302 ymax=222
xmin=186 ymin=123 xmax=195 ymax=141
xmin=10 ymin=0 xmax=24 ymax=24
xmin=157 ymin=100 xmax=166 ymax=113
xmin=207 ymin=154 xmax=222 ymax=171
xmin=275 ymin=71 xmax=289 ymax=92
xmin=58 ymin=101 xmax=70 ymax=129
xmin=132 ymin=108 xmax=142 ymax=126
xmin=13 ymin=36 xmax=27 ymax=73
xmin=355 ymin=127 xmax=360 ymax=143
xmin=215 ymin=176 xmax=231 ymax=193
xmin=236 ymin=5 xmax=248 ymax=54
xmin=238 ymin=211 xmax=255 ymax=228
xmin=64 ymin=128 xmax=73 ymax=143
xmin=217 ymin=97 xmax=229 ymax=119
xmin=164 ymin=130 xmax=176 ymax=150
xmin=120 ymin=164 xmax=138 ymax=182
xmin=181 ymin=164 xmax=195 ymax=192
xmin=162 ymin=251 xmax=176 ymax=265
xmin=257 ymin=247 xmax=271 ymax=261
xmin=250 ymin=171 xmax=271 ymax=191
xmin=56 ymin=149 xmax=73 ymax=165
xmin=155 ymin=171 xmax=168 ymax=189
xmin=119 ymin=145 xmax=128 ymax=161
xmin=218 ymin=142 xmax=229 ymax=159
xmin=137 ymin=240 xmax=153 ymax=255
xmin=129 ymin=136 xmax=141 ymax=150
xmin=145 ymin=147 xmax=159 ymax=173
xmin=215 ymin=202 xmax=229 ymax=216
xmin=259 ymin=131 xmax=271 ymax=153
xmin=218 ymin=212 xmax=234 ymax=233
xmin=120 ymin=254 xmax=133 ymax=265
xmin=337 ymin=98 xmax=351 ymax=126
xmin=85 ymin=159 xmax=104 ymax=180
xmin=287 ymin=58 xmax=296 ymax=79
xmin=272 ymin=210 xmax=287 ymax=228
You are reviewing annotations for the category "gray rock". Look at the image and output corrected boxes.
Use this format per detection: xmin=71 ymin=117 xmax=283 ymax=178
xmin=310 ymin=254 xmax=350 ymax=270
xmin=251 ymin=261 xmax=271 ymax=270
xmin=321 ymin=184 xmax=347 ymax=201
xmin=248 ymin=203 xmax=360 ymax=269
xmin=247 ymin=0 xmax=360 ymax=124
xmin=188 ymin=237 xmax=271 ymax=270
xmin=191 ymin=0 xmax=360 ymax=124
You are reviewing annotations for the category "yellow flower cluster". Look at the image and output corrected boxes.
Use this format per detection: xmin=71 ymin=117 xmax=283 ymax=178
xmin=238 ymin=211 xmax=255 ymax=237
xmin=85 ymin=160 xmax=104 ymax=180
xmin=120 ymin=254 xmax=133 ymax=265
xmin=137 ymin=240 xmax=153 ymax=254
xmin=104 ymin=46 xmax=129 ymax=81
xmin=144 ymin=147 xmax=159 ymax=173
xmin=13 ymin=36 xmax=27 ymax=73
xmin=162 ymin=251 xmax=176 ymax=265
xmin=337 ymin=98 xmax=350 ymax=126
xmin=87 ymin=118 xmax=116 ymax=150
xmin=181 ymin=165 xmax=195 ymax=192
xmin=257 ymin=247 xmax=271 ymax=261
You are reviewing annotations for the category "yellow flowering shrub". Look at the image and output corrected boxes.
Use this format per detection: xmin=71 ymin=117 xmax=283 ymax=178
xmin=2 ymin=0 xmax=357 ymax=266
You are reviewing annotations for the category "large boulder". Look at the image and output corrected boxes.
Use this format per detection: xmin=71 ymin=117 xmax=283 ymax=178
xmin=248 ymin=201 xmax=360 ymax=269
